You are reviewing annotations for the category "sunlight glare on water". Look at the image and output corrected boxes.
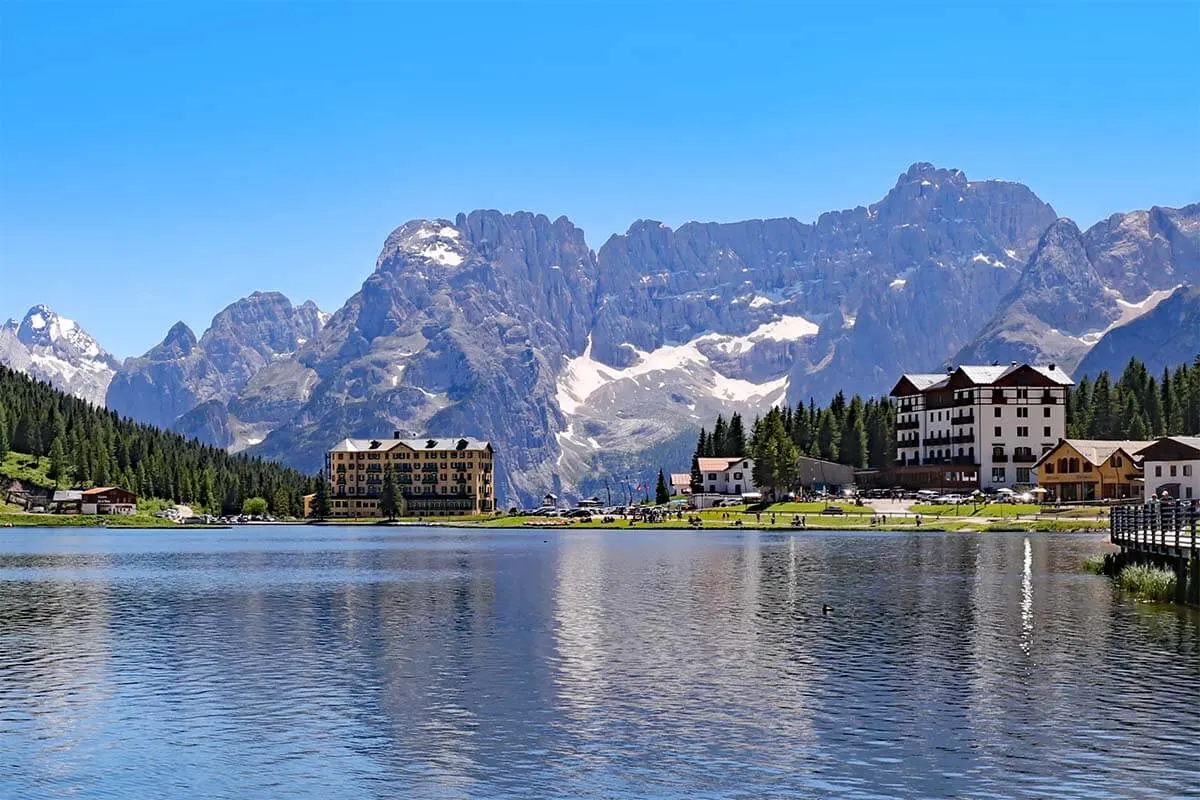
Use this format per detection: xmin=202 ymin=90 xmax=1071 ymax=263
xmin=0 ymin=527 xmax=1197 ymax=798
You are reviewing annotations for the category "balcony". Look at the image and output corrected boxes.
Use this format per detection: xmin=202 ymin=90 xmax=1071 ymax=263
xmin=1013 ymin=452 xmax=1037 ymax=464
xmin=922 ymin=436 xmax=952 ymax=447
xmin=896 ymin=420 xmax=919 ymax=431
xmin=950 ymin=413 xmax=974 ymax=425
xmin=951 ymin=434 xmax=975 ymax=444
xmin=992 ymin=453 xmax=1009 ymax=463
xmin=954 ymin=396 xmax=974 ymax=407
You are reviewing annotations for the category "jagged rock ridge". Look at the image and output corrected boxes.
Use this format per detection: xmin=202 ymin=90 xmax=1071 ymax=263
xmin=0 ymin=305 xmax=118 ymax=406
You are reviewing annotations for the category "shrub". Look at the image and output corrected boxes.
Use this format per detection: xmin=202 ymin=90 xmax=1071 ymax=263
xmin=1117 ymin=563 xmax=1176 ymax=602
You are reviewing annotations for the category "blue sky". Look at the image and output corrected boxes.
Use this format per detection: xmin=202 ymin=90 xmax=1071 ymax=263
xmin=2 ymin=1 xmax=1197 ymax=358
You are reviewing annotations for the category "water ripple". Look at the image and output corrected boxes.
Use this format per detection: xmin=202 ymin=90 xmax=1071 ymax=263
xmin=0 ymin=527 xmax=1197 ymax=798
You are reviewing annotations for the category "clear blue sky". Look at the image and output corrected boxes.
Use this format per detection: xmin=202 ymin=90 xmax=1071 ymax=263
xmin=2 ymin=1 xmax=1197 ymax=358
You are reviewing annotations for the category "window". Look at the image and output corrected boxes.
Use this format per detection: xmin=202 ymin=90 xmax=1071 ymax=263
xmin=708 ymin=485 xmax=716 ymax=493
xmin=1045 ymin=462 xmax=1055 ymax=474
xmin=1017 ymin=426 xmax=1028 ymax=437
xmin=1170 ymin=465 xmax=1177 ymax=477
xmin=1017 ymin=468 xmax=1031 ymax=483
xmin=994 ymin=407 xmax=1002 ymax=418
xmin=1017 ymin=407 xmax=1028 ymax=418
xmin=708 ymin=473 xmax=716 ymax=480
xmin=992 ymin=467 xmax=1006 ymax=482
xmin=733 ymin=472 xmax=743 ymax=479
xmin=994 ymin=426 xmax=1002 ymax=437
xmin=1184 ymin=465 xmax=1193 ymax=477
xmin=1043 ymin=407 xmax=1051 ymax=418
xmin=1155 ymin=465 xmax=1162 ymax=477
xmin=1043 ymin=426 xmax=1051 ymax=438
xmin=1018 ymin=389 xmax=1028 ymax=399
xmin=1083 ymin=463 xmax=1092 ymax=473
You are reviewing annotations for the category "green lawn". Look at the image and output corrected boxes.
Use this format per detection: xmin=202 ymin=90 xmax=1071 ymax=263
xmin=0 ymin=451 xmax=56 ymax=490
xmin=0 ymin=511 xmax=219 ymax=528
xmin=910 ymin=503 xmax=1043 ymax=517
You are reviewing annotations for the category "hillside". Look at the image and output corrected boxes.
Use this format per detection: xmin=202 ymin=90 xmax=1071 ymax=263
xmin=0 ymin=366 xmax=315 ymax=515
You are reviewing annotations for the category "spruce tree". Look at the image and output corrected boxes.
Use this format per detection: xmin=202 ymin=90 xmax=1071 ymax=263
xmin=0 ymin=404 xmax=8 ymax=462
xmin=816 ymin=409 xmax=838 ymax=462
xmin=380 ymin=469 xmax=399 ymax=520
xmin=712 ymin=415 xmax=728 ymax=458
xmin=309 ymin=473 xmax=328 ymax=519
xmin=655 ymin=469 xmax=670 ymax=505
xmin=696 ymin=428 xmax=709 ymax=460
xmin=727 ymin=413 xmax=747 ymax=456
xmin=48 ymin=437 xmax=66 ymax=485
xmin=272 ymin=486 xmax=292 ymax=517
xmin=689 ymin=455 xmax=704 ymax=494
xmin=839 ymin=396 xmax=868 ymax=468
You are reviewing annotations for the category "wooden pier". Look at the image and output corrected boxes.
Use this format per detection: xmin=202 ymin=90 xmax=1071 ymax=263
xmin=1110 ymin=502 xmax=1200 ymax=604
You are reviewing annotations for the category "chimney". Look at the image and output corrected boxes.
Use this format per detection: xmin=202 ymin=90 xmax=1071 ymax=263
xmin=1048 ymin=363 xmax=1056 ymax=371
xmin=1010 ymin=361 xmax=1017 ymax=366
xmin=393 ymin=430 xmax=401 ymax=439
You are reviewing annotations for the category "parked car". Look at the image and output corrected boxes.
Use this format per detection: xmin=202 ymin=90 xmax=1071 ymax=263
xmin=820 ymin=506 xmax=845 ymax=515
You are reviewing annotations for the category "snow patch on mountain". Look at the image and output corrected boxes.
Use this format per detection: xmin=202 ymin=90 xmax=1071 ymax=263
xmin=0 ymin=305 xmax=117 ymax=406
xmin=1077 ymin=285 xmax=1181 ymax=345
xmin=557 ymin=320 xmax=806 ymax=417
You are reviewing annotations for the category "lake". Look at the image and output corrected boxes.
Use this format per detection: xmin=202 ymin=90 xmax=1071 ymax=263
xmin=0 ymin=526 xmax=1197 ymax=798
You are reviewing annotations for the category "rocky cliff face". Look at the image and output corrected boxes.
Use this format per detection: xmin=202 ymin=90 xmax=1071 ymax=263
xmin=0 ymin=306 xmax=118 ymax=406
xmin=957 ymin=204 xmax=1200 ymax=371
xmin=105 ymin=292 xmax=327 ymax=447
xmin=8 ymin=164 xmax=1193 ymax=506
xmin=1074 ymin=285 xmax=1200 ymax=379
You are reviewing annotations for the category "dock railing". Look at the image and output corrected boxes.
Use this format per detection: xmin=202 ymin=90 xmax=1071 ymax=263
xmin=1110 ymin=501 xmax=1200 ymax=552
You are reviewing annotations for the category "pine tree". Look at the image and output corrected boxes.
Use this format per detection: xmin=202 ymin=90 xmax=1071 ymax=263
xmin=866 ymin=403 xmax=891 ymax=469
xmin=712 ymin=415 xmax=728 ymax=458
xmin=838 ymin=396 xmax=868 ymax=468
xmin=380 ymin=469 xmax=399 ymax=520
xmin=689 ymin=455 xmax=704 ymax=494
xmin=655 ymin=469 xmax=670 ymax=505
xmin=695 ymin=428 xmax=709 ymax=460
xmin=816 ymin=409 xmax=838 ymax=462
xmin=272 ymin=486 xmax=292 ymax=517
xmin=47 ymin=437 xmax=66 ymax=485
xmin=1089 ymin=373 xmax=1114 ymax=438
xmin=726 ymin=413 xmax=747 ymax=457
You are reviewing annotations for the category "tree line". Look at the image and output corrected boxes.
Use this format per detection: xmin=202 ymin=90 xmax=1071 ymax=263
xmin=690 ymin=396 xmax=896 ymax=495
xmin=688 ymin=354 xmax=1200 ymax=498
xmin=1068 ymin=357 xmax=1200 ymax=439
xmin=0 ymin=366 xmax=316 ymax=516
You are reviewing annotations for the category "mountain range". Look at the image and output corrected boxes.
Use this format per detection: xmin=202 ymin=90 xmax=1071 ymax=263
xmin=3 ymin=163 xmax=1196 ymax=504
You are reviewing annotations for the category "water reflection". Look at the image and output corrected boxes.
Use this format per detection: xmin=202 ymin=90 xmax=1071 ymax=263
xmin=0 ymin=527 xmax=1197 ymax=798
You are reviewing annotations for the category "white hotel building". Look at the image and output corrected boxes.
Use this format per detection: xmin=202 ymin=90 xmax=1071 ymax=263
xmin=890 ymin=363 xmax=1073 ymax=490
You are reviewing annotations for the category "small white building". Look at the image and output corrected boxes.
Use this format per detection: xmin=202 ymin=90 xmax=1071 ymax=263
xmin=690 ymin=457 xmax=757 ymax=508
xmin=1137 ymin=436 xmax=1200 ymax=501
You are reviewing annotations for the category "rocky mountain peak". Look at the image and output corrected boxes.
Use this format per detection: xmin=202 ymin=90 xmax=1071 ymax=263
xmin=148 ymin=322 xmax=198 ymax=360
xmin=0 ymin=304 xmax=117 ymax=406
xmin=376 ymin=219 xmax=467 ymax=272
xmin=16 ymin=304 xmax=110 ymax=362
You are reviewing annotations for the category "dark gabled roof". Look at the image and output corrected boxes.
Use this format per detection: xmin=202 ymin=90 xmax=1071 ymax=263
xmin=1134 ymin=436 xmax=1200 ymax=462
xmin=890 ymin=373 xmax=948 ymax=397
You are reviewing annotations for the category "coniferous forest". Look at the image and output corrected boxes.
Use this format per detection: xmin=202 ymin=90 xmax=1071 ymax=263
xmin=0 ymin=366 xmax=315 ymax=515
xmin=693 ymin=355 xmax=1200 ymax=493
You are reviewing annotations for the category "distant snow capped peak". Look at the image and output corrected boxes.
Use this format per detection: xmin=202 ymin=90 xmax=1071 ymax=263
xmin=0 ymin=304 xmax=117 ymax=406
xmin=377 ymin=219 xmax=468 ymax=271
xmin=16 ymin=304 xmax=107 ymax=360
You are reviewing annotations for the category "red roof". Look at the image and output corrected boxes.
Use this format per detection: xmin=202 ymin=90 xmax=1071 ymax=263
xmin=81 ymin=486 xmax=134 ymax=497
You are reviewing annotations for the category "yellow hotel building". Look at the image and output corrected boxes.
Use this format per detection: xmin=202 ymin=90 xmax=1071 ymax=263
xmin=326 ymin=435 xmax=495 ymax=517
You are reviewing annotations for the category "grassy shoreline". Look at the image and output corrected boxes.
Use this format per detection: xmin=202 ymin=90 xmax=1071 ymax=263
xmin=0 ymin=512 xmax=226 ymax=529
